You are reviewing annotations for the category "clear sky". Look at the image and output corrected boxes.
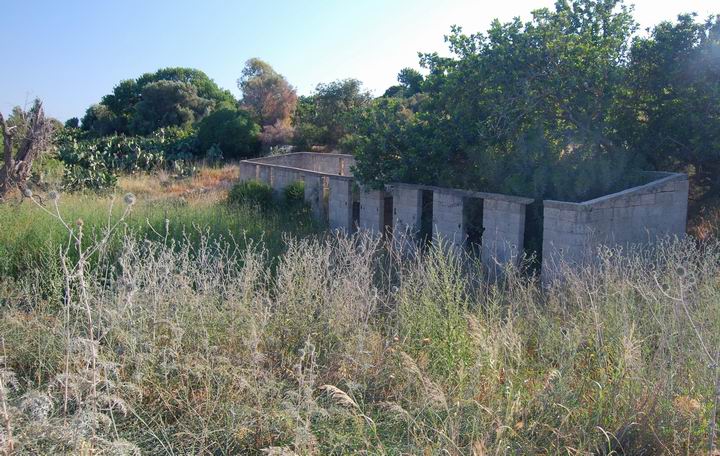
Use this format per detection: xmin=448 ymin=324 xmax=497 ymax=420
xmin=2 ymin=0 xmax=717 ymax=121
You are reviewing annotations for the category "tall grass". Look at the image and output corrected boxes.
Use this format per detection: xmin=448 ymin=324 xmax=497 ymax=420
xmin=0 ymin=192 xmax=320 ymax=280
xmin=1 ymin=200 xmax=718 ymax=454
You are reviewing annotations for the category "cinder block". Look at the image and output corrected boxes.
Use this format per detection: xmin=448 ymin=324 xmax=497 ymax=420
xmin=359 ymin=189 xmax=385 ymax=232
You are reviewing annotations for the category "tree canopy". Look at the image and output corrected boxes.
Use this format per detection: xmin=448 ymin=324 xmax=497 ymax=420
xmin=81 ymin=67 xmax=235 ymax=136
xmin=238 ymin=58 xmax=297 ymax=128
xmin=350 ymin=1 xmax=720 ymax=203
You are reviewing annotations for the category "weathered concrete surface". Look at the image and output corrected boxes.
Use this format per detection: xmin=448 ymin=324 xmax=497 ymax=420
xmin=239 ymin=162 xmax=257 ymax=182
xmin=304 ymin=174 xmax=326 ymax=221
xmin=270 ymin=167 xmax=302 ymax=195
xmin=257 ymin=165 xmax=271 ymax=184
xmin=542 ymin=172 xmax=688 ymax=281
xmin=482 ymin=198 xmax=527 ymax=275
xmin=391 ymin=185 xmax=422 ymax=237
xmin=358 ymin=188 xmax=386 ymax=233
xmin=432 ymin=190 xmax=466 ymax=246
xmin=248 ymin=152 xmax=355 ymax=176
xmin=239 ymin=152 xmax=688 ymax=283
xmin=328 ymin=177 xmax=354 ymax=232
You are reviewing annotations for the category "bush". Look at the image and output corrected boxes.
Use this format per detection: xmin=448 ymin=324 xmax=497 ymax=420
xmin=227 ymin=180 xmax=274 ymax=208
xmin=56 ymin=128 xmax=198 ymax=191
xmin=197 ymin=108 xmax=261 ymax=160
xmin=283 ymin=179 xmax=305 ymax=206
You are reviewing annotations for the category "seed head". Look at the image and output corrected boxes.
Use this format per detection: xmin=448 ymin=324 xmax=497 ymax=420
xmin=48 ymin=190 xmax=59 ymax=201
xmin=124 ymin=192 xmax=136 ymax=206
xmin=75 ymin=219 xmax=84 ymax=227
xmin=22 ymin=188 xmax=33 ymax=198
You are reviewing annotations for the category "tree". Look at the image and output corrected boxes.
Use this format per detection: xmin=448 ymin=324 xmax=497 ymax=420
xmin=81 ymin=104 xmax=119 ymax=136
xmin=619 ymin=14 xmax=720 ymax=199
xmin=295 ymin=79 xmax=372 ymax=148
xmin=397 ymin=68 xmax=424 ymax=96
xmin=130 ymin=81 xmax=212 ymax=135
xmin=238 ymin=58 xmax=297 ymax=128
xmin=0 ymin=100 xmax=54 ymax=199
xmin=82 ymin=67 xmax=235 ymax=136
xmin=197 ymin=108 xmax=261 ymax=159
xmin=352 ymin=0 xmax=642 ymax=202
xmin=65 ymin=117 xmax=80 ymax=129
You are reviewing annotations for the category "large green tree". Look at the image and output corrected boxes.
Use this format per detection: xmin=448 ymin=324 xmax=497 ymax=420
xmin=130 ymin=81 xmax=212 ymax=135
xmin=353 ymin=0 xmax=644 ymax=202
xmin=197 ymin=108 xmax=261 ymax=159
xmin=619 ymin=14 xmax=720 ymax=199
xmin=81 ymin=67 xmax=234 ymax=136
xmin=294 ymin=78 xmax=372 ymax=148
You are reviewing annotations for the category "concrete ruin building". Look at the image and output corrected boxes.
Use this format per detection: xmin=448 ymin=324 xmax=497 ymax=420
xmin=238 ymin=152 xmax=689 ymax=280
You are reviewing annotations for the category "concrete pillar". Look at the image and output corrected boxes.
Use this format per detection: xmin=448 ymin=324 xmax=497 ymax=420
xmin=358 ymin=189 xmax=385 ymax=233
xmin=239 ymin=162 xmax=257 ymax=182
xmin=482 ymin=199 xmax=526 ymax=275
xmin=304 ymin=174 xmax=326 ymax=221
xmin=392 ymin=186 xmax=422 ymax=237
xmin=328 ymin=177 xmax=353 ymax=232
xmin=432 ymin=190 xmax=465 ymax=247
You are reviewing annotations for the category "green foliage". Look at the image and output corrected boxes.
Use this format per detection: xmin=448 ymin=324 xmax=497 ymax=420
xmin=64 ymin=117 xmax=79 ymax=129
xmin=81 ymin=67 xmax=235 ymax=136
xmin=130 ymin=80 xmax=211 ymax=135
xmin=56 ymin=128 xmax=198 ymax=190
xmin=197 ymin=108 xmax=261 ymax=159
xmin=351 ymin=0 xmax=647 ymax=201
xmin=293 ymin=79 xmax=372 ymax=149
xmin=619 ymin=14 xmax=720 ymax=197
xmin=283 ymin=179 xmax=305 ymax=206
xmin=227 ymin=180 xmax=274 ymax=208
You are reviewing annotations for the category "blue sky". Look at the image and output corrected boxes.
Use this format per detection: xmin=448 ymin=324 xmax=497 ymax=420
xmin=2 ymin=0 xmax=718 ymax=121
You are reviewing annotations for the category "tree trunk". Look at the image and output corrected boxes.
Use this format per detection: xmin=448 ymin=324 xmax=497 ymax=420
xmin=0 ymin=100 xmax=52 ymax=200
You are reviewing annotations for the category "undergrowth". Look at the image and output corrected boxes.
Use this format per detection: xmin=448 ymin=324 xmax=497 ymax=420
xmin=0 ymin=196 xmax=718 ymax=454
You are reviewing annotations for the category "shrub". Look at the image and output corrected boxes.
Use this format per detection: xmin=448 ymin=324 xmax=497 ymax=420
xmin=283 ymin=180 xmax=305 ymax=206
xmin=56 ymin=128 xmax=198 ymax=190
xmin=227 ymin=180 xmax=274 ymax=208
xmin=197 ymin=108 xmax=261 ymax=160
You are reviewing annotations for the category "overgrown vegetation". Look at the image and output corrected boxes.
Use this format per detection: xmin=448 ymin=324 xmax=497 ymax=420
xmin=349 ymin=3 xmax=720 ymax=204
xmin=0 ymin=202 xmax=718 ymax=453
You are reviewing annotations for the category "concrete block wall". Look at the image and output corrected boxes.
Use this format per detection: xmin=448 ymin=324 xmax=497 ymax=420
xmin=328 ymin=177 xmax=353 ymax=232
xmin=482 ymin=198 xmax=528 ymax=274
xmin=257 ymin=165 xmax=271 ymax=184
xmin=392 ymin=185 xmax=422 ymax=237
xmin=239 ymin=162 xmax=257 ymax=182
xmin=358 ymin=189 xmax=385 ymax=233
xmin=432 ymin=190 xmax=466 ymax=246
xmin=238 ymin=153 xmax=688 ymax=283
xmin=542 ymin=173 xmax=689 ymax=280
xmin=249 ymin=152 xmax=355 ymax=177
xmin=271 ymin=167 xmax=302 ymax=195
xmin=304 ymin=174 xmax=326 ymax=221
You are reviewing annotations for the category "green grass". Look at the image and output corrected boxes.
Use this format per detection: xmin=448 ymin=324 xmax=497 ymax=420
xmin=0 ymin=191 xmax=320 ymax=279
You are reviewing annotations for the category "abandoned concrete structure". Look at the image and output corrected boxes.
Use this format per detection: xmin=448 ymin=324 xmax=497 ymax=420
xmin=238 ymin=152 xmax=689 ymax=279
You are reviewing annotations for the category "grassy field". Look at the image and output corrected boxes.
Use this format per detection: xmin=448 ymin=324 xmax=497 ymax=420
xmin=1 ymin=167 xmax=719 ymax=455
xmin=0 ymin=165 xmax=319 ymax=279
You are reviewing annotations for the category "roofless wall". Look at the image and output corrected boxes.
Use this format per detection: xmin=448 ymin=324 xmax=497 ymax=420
xmin=239 ymin=152 xmax=688 ymax=280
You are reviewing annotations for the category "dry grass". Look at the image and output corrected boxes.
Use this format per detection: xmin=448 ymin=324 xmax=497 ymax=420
xmin=0 ymin=203 xmax=719 ymax=454
xmin=117 ymin=164 xmax=239 ymax=204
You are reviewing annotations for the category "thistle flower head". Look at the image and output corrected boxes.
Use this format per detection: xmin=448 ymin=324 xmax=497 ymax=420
xmin=48 ymin=190 xmax=59 ymax=201
xmin=22 ymin=188 xmax=33 ymax=198
xmin=124 ymin=192 xmax=136 ymax=206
